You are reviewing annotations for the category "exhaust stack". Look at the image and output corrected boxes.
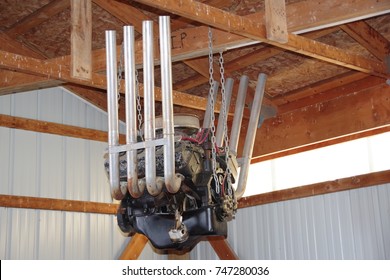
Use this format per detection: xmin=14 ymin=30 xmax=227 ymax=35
xmin=235 ymin=73 xmax=267 ymax=199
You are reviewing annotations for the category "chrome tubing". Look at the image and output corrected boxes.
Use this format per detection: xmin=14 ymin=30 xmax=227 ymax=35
xmin=106 ymin=30 xmax=125 ymax=200
xmin=159 ymin=16 xmax=182 ymax=193
xmin=202 ymin=81 xmax=219 ymax=129
xmin=124 ymin=26 xmax=143 ymax=198
xmin=143 ymin=21 xmax=159 ymax=196
xmin=229 ymin=75 xmax=249 ymax=155
xmin=215 ymin=77 xmax=234 ymax=147
xmin=235 ymin=73 xmax=267 ymax=199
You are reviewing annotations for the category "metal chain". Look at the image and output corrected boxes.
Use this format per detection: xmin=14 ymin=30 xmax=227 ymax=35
xmin=219 ymin=51 xmax=232 ymax=194
xmin=208 ymin=27 xmax=220 ymax=194
xmin=135 ymin=69 xmax=143 ymax=140
xmin=117 ymin=42 xmax=124 ymax=105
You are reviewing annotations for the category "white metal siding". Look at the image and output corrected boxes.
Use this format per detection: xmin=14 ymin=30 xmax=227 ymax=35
xmin=191 ymin=184 xmax=390 ymax=260
xmin=0 ymin=87 xmax=164 ymax=260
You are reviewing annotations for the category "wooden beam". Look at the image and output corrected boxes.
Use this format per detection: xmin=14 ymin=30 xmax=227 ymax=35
xmin=276 ymin=73 xmax=385 ymax=112
xmin=341 ymin=20 xmax=390 ymax=61
xmin=251 ymin=125 xmax=390 ymax=163
xmin=90 ymin=0 xmax=390 ymax=72
xmin=92 ymin=0 xmax=210 ymax=82
xmin=93 ymin=0 xmax=149 ymax=32
xmin=247 ymin=83 xmax=390 ymax=158
xmin=1 ymin=169 xmax=389 ymax=215
xmin=265 ymin=0 xmax=288 ymax=43
xmin=133 ymin=0 xmax=388 ymax=78
xmin=238 ymin=169 xmax=390 ymax=209
xmin=174 ymin=27 xmax=338 ymax=91
xmin=0 ymin=113 xmax=126 ymax=144
xmin=0 ymin=50 xmax=214 ymax=112
xmin=119 ymin=234 xmax=149 ymax=260
xmin=70 ymin=0 xmax=92 ymax=80
xmin=0 ymin=70 xmax=63 ymax=96
xmin=0 ymin=194 xmax=118 ymax=214
xmin=0 ymin=32 xmax=62 ymax=94
xmin=0 ymin=32 xmax=46 ymax=59
xmin=5 ymin=0 xmax=70 ymax=39
xmin=208 ymin=237 xmax=239 ymax=260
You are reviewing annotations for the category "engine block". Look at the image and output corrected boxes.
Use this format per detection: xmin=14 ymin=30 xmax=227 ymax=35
xmin=105 ymin=121 xmax=237 ymax=250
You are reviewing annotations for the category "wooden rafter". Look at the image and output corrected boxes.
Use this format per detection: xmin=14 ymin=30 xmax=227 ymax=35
xmin=93 ymin=0 xmax=213 ymax=82
xmin=0 ymin=32 xmax=46 ymax=59
xmin=90 ymin=0 xmax=390 ymax=72
xmin=0 ymin=50 xmax=219 ymax=112
xmin=275 ymin=72 xmax=385 ymax=111
xmin=133 ymin=0 xmax=388 ymax=78
xmin=341 ymin=20 xmax=390 ymax=61
xmin=93 ymin=0 xmax=149 ymax=32
xmin=0 ymin=32 xmax=63 ymax=95
xmin=0 ymin=70 xmax=62 ymax=96
xmin=174 ymin=27 xmax=338 ymax=92
xmin=5 ymin=0 xmax=70 ymax=39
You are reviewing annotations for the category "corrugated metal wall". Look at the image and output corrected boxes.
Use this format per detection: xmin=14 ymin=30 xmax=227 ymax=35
xmin=0 ymin=87 xmax=165 ymax=260
xmin=191 ymin=183 xmax=390 ymax=260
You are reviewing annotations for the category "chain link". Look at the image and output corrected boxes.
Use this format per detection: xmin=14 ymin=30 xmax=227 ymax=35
xmin=135 ymin=69 xmax=143 ymax=140
xmin=208 ymin=27 xmax=220 ymax=194
xmin=117 ymin=42 xmax=124 ymax=105
xmin=219 ymin=51 xmax=232 ymax=192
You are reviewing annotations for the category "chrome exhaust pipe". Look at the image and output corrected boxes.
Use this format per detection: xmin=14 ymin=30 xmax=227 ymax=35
xmin=143 ymin=21 xmax=160 ymax=196
xmin=159 ymin=16 xmax=182 ymax=193
xmin=215 ymin=77 xmax=234 ymax=147
xmin=124 ymin=26 xmax=143 ymax=198
xmin=202 ymin=81 xmax=219 ymax=129
xmin=235 ymin=73 xmax=266 ymax=199
xmin=106 ymin=30 xmax=125 ymax=200
xmin=229 ymin=75 xmax=249 ymax=155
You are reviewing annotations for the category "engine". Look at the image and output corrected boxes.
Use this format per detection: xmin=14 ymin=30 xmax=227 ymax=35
xmin=104 ymin=115 xmax=238 ymax=250
xmin=104 ymin=17 xmax=267 ymax=252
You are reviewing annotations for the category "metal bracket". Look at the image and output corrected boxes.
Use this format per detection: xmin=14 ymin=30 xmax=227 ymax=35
xmin=108 ymin=135 xmax=181 ymax=154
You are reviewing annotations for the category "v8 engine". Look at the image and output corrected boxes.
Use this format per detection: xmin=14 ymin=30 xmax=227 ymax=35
xmin=105 ymin=115 xmax=238 ymax=250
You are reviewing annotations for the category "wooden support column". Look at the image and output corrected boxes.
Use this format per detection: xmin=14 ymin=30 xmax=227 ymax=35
xmin=71 ymin=0 xmax=92 ymax=80
xmin=265 ymin=0 xmax=288 ymax=43
xmin=119 ymin=234 xmax=149 ymax=260
xmin=209 ymin=237 xmax=239 ymax=260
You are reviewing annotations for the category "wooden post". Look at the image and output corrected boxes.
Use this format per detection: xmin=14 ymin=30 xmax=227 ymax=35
xmin=71 ymin=0 xmax=92 ymax=80
xmin=119 ymin=234 xmax=149 ymax=260
xmin=208 ymin=237 xmax=239 ymax=260
xmin=265 ymin=0 xmax=288 ymax=43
